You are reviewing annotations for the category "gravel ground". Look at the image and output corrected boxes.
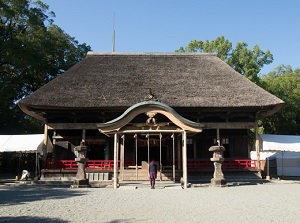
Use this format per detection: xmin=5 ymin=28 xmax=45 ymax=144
xmin=1 ymin=181 xmax=300 ymax=223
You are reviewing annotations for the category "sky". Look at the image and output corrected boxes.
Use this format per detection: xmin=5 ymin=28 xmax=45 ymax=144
xmin=42 ymin=0 xmax=300 ymax=74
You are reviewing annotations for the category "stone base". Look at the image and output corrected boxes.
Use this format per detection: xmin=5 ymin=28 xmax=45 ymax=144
xmin=211 ymin=178 xmax=227 ymax=187
xmin=18 ymin=180 xmax=32 ymax=184
xmin=71 ymin=179 xmax=90 ymax=188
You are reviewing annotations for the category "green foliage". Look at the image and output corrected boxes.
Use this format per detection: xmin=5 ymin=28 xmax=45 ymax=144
xmin=0 ymin=0 xmax=91 ymax=134
xmin=176 ymin=36 xmax=273 ymax=83
xmin=260 ymin=66 xmax=300 ymax=134
xmin=248 ymin=121 xmax=264 ymax=147
xmin=176 ymin=36 xmax=232 ymax=61
xmin=177 ymin=36 xmax=300 ymax=135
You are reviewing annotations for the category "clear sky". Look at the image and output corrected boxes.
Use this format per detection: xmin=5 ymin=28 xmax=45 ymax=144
xmin=42 ymin=0 xmax=300 ymax=74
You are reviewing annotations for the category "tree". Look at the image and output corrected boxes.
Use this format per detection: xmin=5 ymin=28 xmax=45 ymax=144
xmin=176 ymin=36 xmax=300 ymax=135
xmin=176 ymin=36 xmax=273 ymax=83
xmin=0 ymin=0 xmax=91 ymax=134
xmin=260 ymin=65 xmax=300 ymax=134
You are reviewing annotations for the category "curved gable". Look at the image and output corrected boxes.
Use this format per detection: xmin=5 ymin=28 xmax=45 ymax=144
xmin=97 ymin=101 xmax=204 ymax=133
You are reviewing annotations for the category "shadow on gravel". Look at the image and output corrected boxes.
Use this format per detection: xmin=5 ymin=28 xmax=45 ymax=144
xmin=226 ymin=180 xmax=270 ymax=187
xmin=103 ymin=219 xmax=144 ymax=223
xmin=0 ymin=216 xmax=68 ymax=223
xmin=192 ymin=179 xmax=271 ymax=188
xmin=0 ymin=185 xmax=87 ymax=206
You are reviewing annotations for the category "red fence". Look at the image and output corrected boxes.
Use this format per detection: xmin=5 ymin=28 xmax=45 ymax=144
xmin=45 ymin=159 xmax=257 ymax=170
xmin=222 ymin=159 xmax=257 ymax=169
xmin=45 ymin=160 xmax=117 ymax=170
xmin=187 ymin=159 xmax=257 ymax=170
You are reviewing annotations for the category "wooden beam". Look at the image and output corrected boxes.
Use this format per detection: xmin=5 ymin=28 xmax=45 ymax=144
xmin=257 ymin=104 xmax=284 ymax=118
xmin=51 ymin=135 xmax=107 ymax=144
xmin=203 ymin=122 xmax=255 ymax=129
xmin=47 ymin=123 xmax=98 ymax=130
xmin=47 ymin=121 xmax=255 ymax=131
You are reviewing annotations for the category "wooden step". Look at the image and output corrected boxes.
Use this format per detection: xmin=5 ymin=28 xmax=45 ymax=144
xmin=119 ymin=170 xmax=181 ymax=181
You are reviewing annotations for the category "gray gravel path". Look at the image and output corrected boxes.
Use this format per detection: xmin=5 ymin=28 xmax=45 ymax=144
xmin=1 ymin=181 xmax=300 ymax=223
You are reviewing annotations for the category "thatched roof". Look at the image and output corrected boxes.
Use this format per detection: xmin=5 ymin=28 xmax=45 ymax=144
xmin=19 ymin=52 xmax=284 ymax=119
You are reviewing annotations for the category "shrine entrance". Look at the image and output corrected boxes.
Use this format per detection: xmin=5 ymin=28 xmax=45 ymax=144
xmin=97 ymin=101 xmax=204 ymax=189
xmin=119 ymin=131 xmax=178 ymax=183
xmin=135 ymin=134 xmax=166 ymax=166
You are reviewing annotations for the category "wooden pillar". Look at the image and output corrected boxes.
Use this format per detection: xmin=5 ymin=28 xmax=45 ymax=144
xmin=216 ymin=128 xmax=220 ymax=146
xmin=43 ymin=124 xmax=48 ymax=163
xmin=255 ymin=121 xmax=261 ymax=171
xmin=177 ymin=136 xmax=181 ymax=170
xmin=120 ymin=135 xmax=125 ymax=181
xmin=105 ymin=139 xmax=109 ymax=160
xmin=43 ymin=124 xmax=48 ymax=150
xmin=52 ymin=130 xmax=57 ymax=160
xmin=182 ymin=131 xmax=187 ymax=189
xmin=82 ymin=129 xmax=86 ymax=143
xmin=193 ymin=139 xmax=197 ymax=159
xmin=171 ymin=134 xmax=176 ymax=182
xmin=116 ymin=135 xmax=119 ymax=170
xmin=134 ymin=134 xmax=138 ymax=180
xmin=113 ymin=133 xmax=119 ymax=189
xmin=147 ymin=134 xmax=150 ymax=166
xmin=82 ymin=129 xmax=87 ymax=181
xmin=159 ymin=133 xmax=162 ymax=181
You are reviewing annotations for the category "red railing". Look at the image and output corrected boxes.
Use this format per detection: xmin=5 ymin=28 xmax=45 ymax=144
xmin=222 ymin=159 xmax=257 ymax=169
xmin=45 ymin=160 xmax=118 ymax=170
xmin=86 ymin=160 xmax=119 ymax=170
xmin=45 ymin=159 xmax=257 ymax=170
xmin=187 ymin=159 xmax=257 ymax=170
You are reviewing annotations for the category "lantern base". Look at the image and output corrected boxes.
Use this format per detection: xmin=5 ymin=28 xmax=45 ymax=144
xmin=210 ymin=178 xmax=227 ymax=187
xmin=210 ymin=158 xmax=224 ymax=162
xmin=71 ymin=179 xmax=90 ymax=188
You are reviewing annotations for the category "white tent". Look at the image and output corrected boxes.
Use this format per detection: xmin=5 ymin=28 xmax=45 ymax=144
xmin=260 ymin=134 xmax=300 ymax=152
xmin=250 ymin=134 xmax=300 ymax=177
xmin=0 ymin=134 xmax=52 ymax=177
xmin=0 ymin=134 xmax=45 ymax=153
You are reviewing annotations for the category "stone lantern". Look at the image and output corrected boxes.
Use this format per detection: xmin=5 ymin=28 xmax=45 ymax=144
xmin=71 ymin=142 xmax=90 ymax=188
xmin=209 ymin=145 xmax=227 ymax=186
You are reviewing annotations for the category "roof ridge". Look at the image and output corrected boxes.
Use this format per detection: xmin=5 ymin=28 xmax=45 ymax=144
xmin=86 ymin=51 xmax=217 ymax=57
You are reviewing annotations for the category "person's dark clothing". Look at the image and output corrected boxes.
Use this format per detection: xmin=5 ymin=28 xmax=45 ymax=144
xmin=149 ymin=162 xmax=157 ymax=176
xmin=149 ymin=161 xmax=158 ymax=189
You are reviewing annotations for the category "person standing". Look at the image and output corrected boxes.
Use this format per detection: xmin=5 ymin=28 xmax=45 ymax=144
xmin=149 ymin=160 xmax=158 ymax=189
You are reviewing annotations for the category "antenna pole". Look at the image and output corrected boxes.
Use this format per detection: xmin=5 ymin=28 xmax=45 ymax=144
xmin=112 ymin=13 xmax=115 ymax=52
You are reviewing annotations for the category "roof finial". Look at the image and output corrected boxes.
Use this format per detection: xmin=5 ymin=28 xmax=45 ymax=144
xmin=145 ymin=88 xmax=158 ymax=101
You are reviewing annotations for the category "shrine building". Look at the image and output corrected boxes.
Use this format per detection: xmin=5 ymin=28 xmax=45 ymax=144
xmin=18 ymin=52 xmax=284 ymax=188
